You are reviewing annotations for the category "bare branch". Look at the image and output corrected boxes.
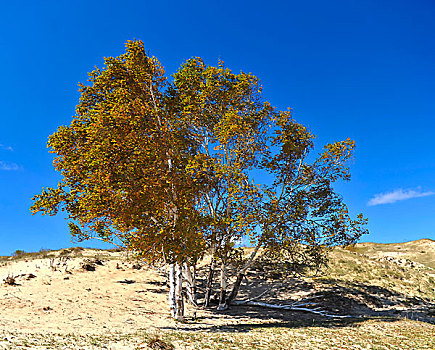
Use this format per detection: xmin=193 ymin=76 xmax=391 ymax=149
xmin=231 ymin=300 xmax=358 ymax=318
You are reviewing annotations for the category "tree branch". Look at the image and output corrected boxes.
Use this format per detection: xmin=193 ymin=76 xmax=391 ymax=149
xmin=231 ymin=300 xmax=358 ymax=318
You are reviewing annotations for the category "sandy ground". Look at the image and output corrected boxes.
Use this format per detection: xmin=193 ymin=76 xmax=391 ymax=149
xmin=0 ymin=250 xmax=267 ymax=338
xmin=0 ymin=251 xmax=172 ymax=335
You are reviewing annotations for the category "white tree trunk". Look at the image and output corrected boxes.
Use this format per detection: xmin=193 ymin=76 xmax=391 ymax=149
xmin=184 ymin=262 xmax=197 ymax=306
xmin=217 ymin=261 xmax=228 ymax=311
xmin=204 ymin=256 xmax=216 ymax=307
xmin=168 ymin=263 xmax=177 ymax=318
xmin=175 ymin=262 xmax=184 ymax=321
xmin=169 ymin=263 xmax=185 ymax=320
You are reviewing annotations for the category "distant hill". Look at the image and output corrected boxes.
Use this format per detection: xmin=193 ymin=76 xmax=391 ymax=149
xmin=350 ymin=238 xmax=435 ymax=269
xmin=325 ymin=239 xmax=434 ymax=302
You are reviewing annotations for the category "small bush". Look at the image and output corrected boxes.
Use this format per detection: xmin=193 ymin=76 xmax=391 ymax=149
xmin=107 ymin=247 xmax=123 ymax=253
xmin=38 ymin=248 xmax=52 ymax=258
xmin=3 ymin=275 xmax=16 ymax=285
xmin=58 ymin=247 xmax=84 ymax=257
xmin=13 ymin=250 xmax=26 ymax=257
xmin=147 ymin=336 xmax=174 ymax=350
xmin=58 ymin=249 xmax=70 ymax=257
xmin=344 ymin=245 xmax=357 ymax=253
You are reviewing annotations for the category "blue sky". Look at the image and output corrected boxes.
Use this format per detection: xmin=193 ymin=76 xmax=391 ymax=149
xmin=0 ymin=0 xmax=434 ymax=255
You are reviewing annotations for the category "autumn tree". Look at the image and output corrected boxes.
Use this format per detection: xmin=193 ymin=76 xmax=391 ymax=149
xmin=32 ymin=40 xmax=367 ymax=319
xmin=31 ymin=40 xmax=205 ymax=320
xmin=171 ymin=58 xmax=368 ymax=311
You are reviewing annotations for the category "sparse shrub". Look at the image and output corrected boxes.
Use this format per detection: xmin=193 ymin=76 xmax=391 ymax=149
xmin=147 ymin=336 xmax=174 ymax=350
xmin=107 ymin=248 xmax=123 ymax=253
xmin=13 ymin=250 xmax=26 ymax=257
xmin=81 ymin=262 xmax=96 ymax=271
xmin=59 ymin=249 xmax=70 ymax=257
xmin=58 ymin=247 xmax=84 ymax=257
xmin=38 ymin=248 xmax=51 ymax=258
xmin=344 ymin=245 xmax=357 ymax=253
xmin=132 ymin=263 xmax=142 ymax=270
xmin=3 ymin=275 xmax=16 ymax=285
xmin=71 ymin=247 xmax=84 ymax=252
xmin=69 ymin=247 xmax=84 ymax=257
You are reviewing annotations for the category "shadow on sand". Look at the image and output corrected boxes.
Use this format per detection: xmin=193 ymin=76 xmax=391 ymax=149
xmin=162 ymin=279 xmax=435 ymax=332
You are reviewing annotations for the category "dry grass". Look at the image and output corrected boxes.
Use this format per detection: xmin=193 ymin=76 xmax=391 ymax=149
xmin=325 ymin=247 xmax=435 ymax=300
xmin=165 ymin=319 xmax=435 ymax=350
xmin=0 ymin=319 xmax=433 ymax=349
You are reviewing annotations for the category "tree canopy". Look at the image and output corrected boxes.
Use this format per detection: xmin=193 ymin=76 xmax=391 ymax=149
xmin=31 ymin=41 xmax=205 ymax=265
xmin=31 ymin=40 xmax=368 ymax=319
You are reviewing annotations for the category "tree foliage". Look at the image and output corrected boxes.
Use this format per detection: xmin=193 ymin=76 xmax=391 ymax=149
xmin=31 ymin=40 xmax=368 ymax=318
xmin=31 ymin=41 xmax=204 ymax=264
xmin=169 ymin=57 xmax=367 ymax=308
xmin=171 ymin=58 xmax=271 ymax=258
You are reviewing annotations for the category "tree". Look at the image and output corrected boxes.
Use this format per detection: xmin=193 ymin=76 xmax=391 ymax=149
xmin=32 ymin=40 xmax=367 ymax=320
xmin=31 ymin=40 xmax=205 ymax=320
xmin=170 ymin=58 xmax=274 ymax=308
xmin=170 ymin=59 xmax=368 ymax=310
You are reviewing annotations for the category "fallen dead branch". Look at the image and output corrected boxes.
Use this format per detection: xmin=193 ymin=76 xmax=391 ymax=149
xmin=231 ymin=296 xmax=359 ymax=318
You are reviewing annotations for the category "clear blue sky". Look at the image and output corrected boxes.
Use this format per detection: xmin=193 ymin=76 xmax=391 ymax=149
xmin=0 ymin=0 xmax=434 ymax=255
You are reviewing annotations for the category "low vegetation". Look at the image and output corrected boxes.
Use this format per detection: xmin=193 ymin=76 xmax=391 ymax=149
xmin=0 ymin=319 xmax=433 ymax=349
